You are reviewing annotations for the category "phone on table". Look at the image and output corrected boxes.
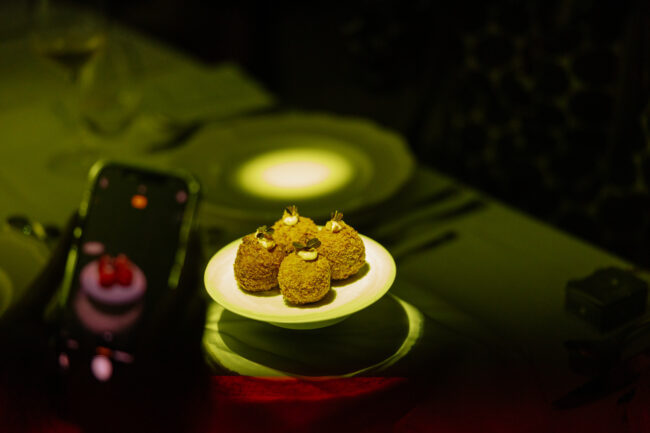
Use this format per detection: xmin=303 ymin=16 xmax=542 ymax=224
xmin=53 ymin=161 xmax=200 ymax=385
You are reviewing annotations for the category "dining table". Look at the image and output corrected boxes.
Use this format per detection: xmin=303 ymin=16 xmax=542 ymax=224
xmin=1 ymin=20 xmax=649 ymax=433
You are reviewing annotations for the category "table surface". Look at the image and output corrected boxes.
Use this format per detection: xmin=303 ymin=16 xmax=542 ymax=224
xmin=0 ymin=22 xmax=648 ymax=432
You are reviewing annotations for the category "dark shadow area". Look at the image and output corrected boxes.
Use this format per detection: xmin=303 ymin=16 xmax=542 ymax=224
xmin=331 ymin=262 xmax=369 ymax=287
xmin=284 ymin=286 xmax=337 ymax=308
xmin=216 ymin=293 xmax=410 ymax=376
xmin=240 ymin=286 xmax=281 ymax=297
xmin=73 ymin=0 xmax=650 ymax=267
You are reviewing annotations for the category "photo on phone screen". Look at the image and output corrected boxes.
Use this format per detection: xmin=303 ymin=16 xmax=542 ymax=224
xmin=57 ymin=162 xmax=199 ymax=383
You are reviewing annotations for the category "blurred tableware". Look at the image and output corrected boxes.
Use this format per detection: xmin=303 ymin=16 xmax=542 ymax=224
xmin=0 ymin=227 xmax=50 ymax=315
xmin=140 ymin=115 xmax=204 ymax=153
xmin=6 ymin=215 xmax=48 ymax=242
xmin=0 ymin=268 xmax=12 ymax=317
xmin=171 ymin=112 xmax=415 ymax=223
xmin=78 ymin=34 xmax=142 ymax=136
xmin=32 ymin=1 xmax=141 ymax=177
xmin=138 ymin=62 xmax=274 ymax=125
xmin=134 ymin=63 xmax=274 ymax=154
xmin=32 ymin=0 xmax=106 ymax=84
xmin=204 ymin=233 xmax=396 ymax=329
xmin=371 ymin=199 xmax=485 ymax=246
xmin=6 ymin=215 xmax=62 ymax=249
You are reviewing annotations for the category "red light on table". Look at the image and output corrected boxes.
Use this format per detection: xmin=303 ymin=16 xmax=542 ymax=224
xmin=131 ymin=194 xmax=147 ymax=209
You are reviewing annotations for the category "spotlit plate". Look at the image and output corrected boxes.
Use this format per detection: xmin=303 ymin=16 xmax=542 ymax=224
xmin=171 ymin=112 xmax=414 ymax=221
xmin=203 ymin=294 xmax=423 ymax=377
xmin=204 ymin=234 xmax=396 ymax=329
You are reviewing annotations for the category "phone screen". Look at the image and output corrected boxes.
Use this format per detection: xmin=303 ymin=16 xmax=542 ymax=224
xmin=57 ymin=163 xmax=197 ymax=382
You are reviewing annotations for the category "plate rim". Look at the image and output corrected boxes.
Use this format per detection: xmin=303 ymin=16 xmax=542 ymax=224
xmin=175 ymin=112 xmax=415 ymax=221
xmin=204 ymin=233 xmax=396 ymax=325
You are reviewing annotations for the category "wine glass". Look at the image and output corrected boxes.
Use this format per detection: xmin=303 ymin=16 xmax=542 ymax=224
xmin=32 ymin=0 xmax=107 ymax=86
xmin=31 ymin=0 xmax=128 ymax=176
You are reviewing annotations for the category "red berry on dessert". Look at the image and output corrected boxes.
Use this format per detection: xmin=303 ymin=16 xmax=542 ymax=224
xmin=114 ymin=254 xmax=129 ymax=269
xmin=114 ymin=254 xmax=134 ymax=286
xmin=116 ymin=266 xmax=133 ymax=286
xmin=81 ymin=255 xmax=147 ymax=305
xmin=99 ymin=263 xmax=116 ymax=287
xmin=99 ymin=254 xmax=111 ymax=270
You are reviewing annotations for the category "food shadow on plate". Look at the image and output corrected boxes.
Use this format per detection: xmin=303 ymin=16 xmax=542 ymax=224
xmin=234 ymin=285 xmax=337 ymax=308
xmin=210 ymin=294 xmax=412 ymax=376
xmin=331 ymin=262 xmax=370 ymax=287
xmin=284 ymin=288 xmax=337 ymax=309
xmin=238 ymin=286 xmax=281 ymax=297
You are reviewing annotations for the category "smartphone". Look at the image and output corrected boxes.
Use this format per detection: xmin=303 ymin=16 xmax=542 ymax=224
xmin=54 ymin=161 xmax=200 ymax=384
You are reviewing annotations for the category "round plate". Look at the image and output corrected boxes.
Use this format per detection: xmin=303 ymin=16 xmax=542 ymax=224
xmin=203 ymin=294 xmax=423 ymax=377
xmin=171 ymin=112 xmax=414 ymax=221
xmin=204 ymin=234 xmax=396 ymax=329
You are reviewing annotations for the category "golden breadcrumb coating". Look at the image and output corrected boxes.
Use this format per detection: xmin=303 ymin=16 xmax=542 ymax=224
xmin=278 ymin=253 xmax=331 ymax=304
xmin=271 ymin=216 xmax=319 ymax=253
xmin=318 ymin=221 xmax=366 ymax=280
xmin=234 ymin=233 xmax=286 ymax=292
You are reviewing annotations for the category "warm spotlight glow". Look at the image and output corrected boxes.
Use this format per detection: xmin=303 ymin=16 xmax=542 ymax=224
xmin=236 ymin=149 xmax=353 ymax=199
xmin=131 ymin=194 xmax=147 ymax=209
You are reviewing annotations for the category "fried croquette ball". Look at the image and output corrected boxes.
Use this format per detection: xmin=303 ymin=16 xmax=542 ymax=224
xmin=234 ymin=227 xmax=285 ymax=292
xmin=278 ymin=244 xmax=331 ymax=305
xmin=271 ymin=205 xmax=318 ymax=253
xmin=318 ymin=211 xmax=365 ymax=280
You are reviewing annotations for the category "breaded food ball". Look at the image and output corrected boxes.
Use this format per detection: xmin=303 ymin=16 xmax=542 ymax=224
xmin=278 ymin=240 xmax=331 ymax=305
xmin=271 ymin=205 xmax=319 ymax=253
xmin=234 ymin=227 xmax=285 ymax=292
xmin=318 ymin=211 xmax=365 ymax=280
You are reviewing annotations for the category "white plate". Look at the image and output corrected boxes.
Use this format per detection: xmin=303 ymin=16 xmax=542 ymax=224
xmin=171 ymin=112 xmax=415 ymax=222
xmin=204 ymin=234 xmax=396 ymax=329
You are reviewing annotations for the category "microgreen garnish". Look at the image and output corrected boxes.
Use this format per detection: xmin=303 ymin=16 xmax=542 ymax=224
xmin=294 ymin=238 xmax=320 ymax=260
xmin=326 ymin=211 xmax=344 ymax=233
xmin=285 ymin=205 xmax=298 ymax=216
xmin=255 ymin=225 xmax=274 ymax=239
xmin=330 ymin=210 xmax=344 ymax=222
xmin=293 ymin=238 xmax=321 ymax=251
xmin=306 ymin=238 xmax=321 ymax=249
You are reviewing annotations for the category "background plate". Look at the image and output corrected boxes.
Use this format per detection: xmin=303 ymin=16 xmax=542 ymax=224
xmin=172 ymin=112 xmax=414 ymax=222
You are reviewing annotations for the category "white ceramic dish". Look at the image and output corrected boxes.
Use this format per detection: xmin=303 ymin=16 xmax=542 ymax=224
xmin=204 ymin=234 xmax=396 ymax=329
xmin=172 ymin=112 xmax=415 ymax=221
